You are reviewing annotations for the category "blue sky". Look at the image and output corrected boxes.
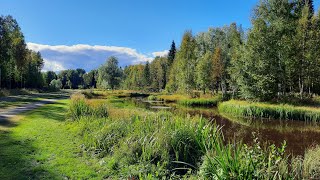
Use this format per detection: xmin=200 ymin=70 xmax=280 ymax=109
xmin=1 ymin=0 xmax=320 ymax=71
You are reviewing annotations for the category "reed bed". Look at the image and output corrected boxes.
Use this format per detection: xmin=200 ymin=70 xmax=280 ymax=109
xmin=67 ymin=96 xmax=320 ymax=179
xmin=177 ymin=95 xmax=222 ymax=107
xmin=68 ymin=93 xmax=108 ymax=120
xmin=218 ymin=100 xmax=320 ymax=122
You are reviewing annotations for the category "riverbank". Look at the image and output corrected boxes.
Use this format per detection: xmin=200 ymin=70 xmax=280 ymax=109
xmin=2 ymin=94 xmax=320 ymax=178
xmin=218 ymin=100 xmax=320 ymax=122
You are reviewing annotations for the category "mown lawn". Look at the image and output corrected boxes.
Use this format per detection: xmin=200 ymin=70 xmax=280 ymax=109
xmin=0 ymin=100 xmax=106 ymax=179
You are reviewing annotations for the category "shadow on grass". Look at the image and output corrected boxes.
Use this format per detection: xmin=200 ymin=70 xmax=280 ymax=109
xmin=0 ymin=101 xmax=68 ymax=179
xmin=25 ymin=101 xmax=68 ymax=122
xmin=0 ymin=130 xmax=58 ymax=179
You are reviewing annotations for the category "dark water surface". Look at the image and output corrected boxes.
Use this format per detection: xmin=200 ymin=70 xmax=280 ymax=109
xmin=131 ymin=98 xmax=320 ymax=156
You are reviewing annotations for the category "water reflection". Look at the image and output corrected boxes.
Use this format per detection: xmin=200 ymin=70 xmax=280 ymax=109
xmin=131 ymin=98 xmax=320 ymax=156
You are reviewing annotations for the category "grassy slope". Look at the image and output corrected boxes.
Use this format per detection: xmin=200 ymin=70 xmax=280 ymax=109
xmin=0 ymin=100 xmax=105 ymax=179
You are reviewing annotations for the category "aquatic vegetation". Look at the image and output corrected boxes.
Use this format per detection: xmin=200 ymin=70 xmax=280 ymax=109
xmin=64 ymin=95 xmax=320 ymax=178
xmin=177 ymin=95 xmax=222 ymax=107
xmin=218 ymin=100 xmax=320 ymax=122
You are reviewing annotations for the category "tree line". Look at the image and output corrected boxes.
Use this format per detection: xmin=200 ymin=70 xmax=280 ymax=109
xmin=92 ymin=0 xmax=320 ymax=101
xmin=2 ymin=0 xmax=320 ymax=101
xmin=0 ymin=15 xmax=44 ymax=89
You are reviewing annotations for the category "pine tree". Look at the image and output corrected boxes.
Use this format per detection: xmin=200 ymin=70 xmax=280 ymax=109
xmin=295 ymin=0 xmax=314 ymax=19
xmin=143 ymin=61 xmax=151 ymax=87
xmin=167 ymin=41 xmax=176 ymax=66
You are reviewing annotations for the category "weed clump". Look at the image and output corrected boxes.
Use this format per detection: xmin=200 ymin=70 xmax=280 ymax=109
xmin=68 ymin=93 xmax=108 ymax=120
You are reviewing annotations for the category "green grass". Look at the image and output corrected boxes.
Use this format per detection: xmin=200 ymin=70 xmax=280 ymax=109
xmin=2 ymin=96 xmax=320 ymax=179
xmin=68 ymin=93 xmax=108 ymax=120
xmin=218 ymin=100 xmax=320 ymax=122
xmin=177 ymin=95 xmax=222 ymax=107
xmin=0 ymin=100 xmax=107 ymax=179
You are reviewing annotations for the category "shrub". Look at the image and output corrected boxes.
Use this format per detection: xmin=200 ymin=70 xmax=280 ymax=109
xmin=49 ymin=79 xmax=62 ymax=91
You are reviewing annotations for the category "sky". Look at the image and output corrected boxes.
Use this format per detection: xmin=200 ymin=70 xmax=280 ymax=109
xmin=1 ymin=0 xmax=320 ymax=72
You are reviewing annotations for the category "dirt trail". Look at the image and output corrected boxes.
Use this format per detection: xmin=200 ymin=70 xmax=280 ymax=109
xmin=0 ymin=99 xmax=60 ymax=120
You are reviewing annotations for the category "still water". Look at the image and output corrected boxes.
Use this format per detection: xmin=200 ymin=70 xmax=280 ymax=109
xmin=130 ymin=98 xmax=320 ymax=156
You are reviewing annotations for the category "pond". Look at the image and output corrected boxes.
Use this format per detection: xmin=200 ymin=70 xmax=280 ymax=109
xmin=130 ymin=97 xmax=320 ymax=156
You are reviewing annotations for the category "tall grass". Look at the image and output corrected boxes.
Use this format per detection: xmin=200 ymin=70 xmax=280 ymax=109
xmin=177 ymin=95 xmax=222 ymax=107
xmin=68 ymin=93 xmax=108 ymax=120
xmin=218 ymin=100 xmax=320 ymax=122
xmin=68 ymin=97 xmax=320 ymax=178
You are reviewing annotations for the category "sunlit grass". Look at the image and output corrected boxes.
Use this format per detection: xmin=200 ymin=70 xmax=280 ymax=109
xmin=177 ymin=95 xmax=222 ymax=107
xmin=218 ymin=100 xmax=320 ymax=122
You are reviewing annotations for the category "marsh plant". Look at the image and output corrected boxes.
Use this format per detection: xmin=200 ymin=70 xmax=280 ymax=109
xmin=68 ymin=96 xmax=320 ymax=179
xmin=68 ymin=93 xmax=108 ymax=120
xmin=218 ymin=100 xmax=320 ymax=122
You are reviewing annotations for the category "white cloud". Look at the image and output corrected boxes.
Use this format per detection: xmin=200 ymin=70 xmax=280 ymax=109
xmin=152 ymin=50 xmax=169 ymax=57
xmin=42 ymin=59 xmax=66 ymax=72
xmin=27 ymin=43 xmax=167 ymax=72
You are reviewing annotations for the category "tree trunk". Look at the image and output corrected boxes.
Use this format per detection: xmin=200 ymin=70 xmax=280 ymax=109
xmin=299 ymin=75 xmax=304 ymax=99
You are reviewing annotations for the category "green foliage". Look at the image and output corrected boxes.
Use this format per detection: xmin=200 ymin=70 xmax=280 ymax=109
xmin=49 ymin=79 xmax=62 ymax=91
xmin=58 ymin=69 xmax=86 ymax=89
xmin=199 ymin=137 xmax=289 ymax=179
xmin=68 ymin=93 xmax=108 ymax=120
xmin=196 ymin=52 xmax=212 ymax=94
xmin=167 ymin=40 xmax=176 ymax=66
xmin=98 ymin=56 xmax=122 ymax=90
xmin=147 ymin=95 xmax=158 ymax=101
xmin=83 ymin=70 xmax=97 ymax=88
xmin=218 ymin=100 xmax=320 ymax=122
xmin=44 ymin=71 xmax=57 ymax=87
xmin=177 ymin=95 xmax=222 ymax=107
xmin=0 ymin=15 xmax=44 ymax=89
xmin=171 ymin=31 xmax=197 ymax=94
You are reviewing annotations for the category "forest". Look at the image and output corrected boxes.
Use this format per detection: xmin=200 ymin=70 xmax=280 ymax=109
xmin=1 ymin=1 xmax=320 ymax=102
xmin=33 ymin=1 xmax=320 ymax=102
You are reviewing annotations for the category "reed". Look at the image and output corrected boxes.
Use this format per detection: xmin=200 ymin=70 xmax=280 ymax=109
xmin=177 ymin=95 xmax=222 ymax=107
xmin=218 ymin=100 xmax=320 ymax=122
xmin=68 ymin=93 xmax=108 ymax=120
xmin=68 ymin=97 xmax=320 ymax=178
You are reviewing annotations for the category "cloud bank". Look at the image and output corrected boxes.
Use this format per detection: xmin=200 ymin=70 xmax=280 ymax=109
xmin=27 ymin=43 xmax=168 ymax=72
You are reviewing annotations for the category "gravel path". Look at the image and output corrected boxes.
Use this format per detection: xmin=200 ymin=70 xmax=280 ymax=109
xmin=0 ymin=99 xmax=61 ymax=120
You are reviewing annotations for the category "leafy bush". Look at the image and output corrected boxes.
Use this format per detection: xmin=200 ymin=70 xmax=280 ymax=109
xmin=49 ymin=79 xmax=62 ymax=91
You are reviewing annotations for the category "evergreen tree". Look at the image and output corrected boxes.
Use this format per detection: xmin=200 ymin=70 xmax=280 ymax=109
xmin=167 ymin=41 xmax=176 ymax=66
xmin=143 ymin=61 xmax=151 ymax=86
